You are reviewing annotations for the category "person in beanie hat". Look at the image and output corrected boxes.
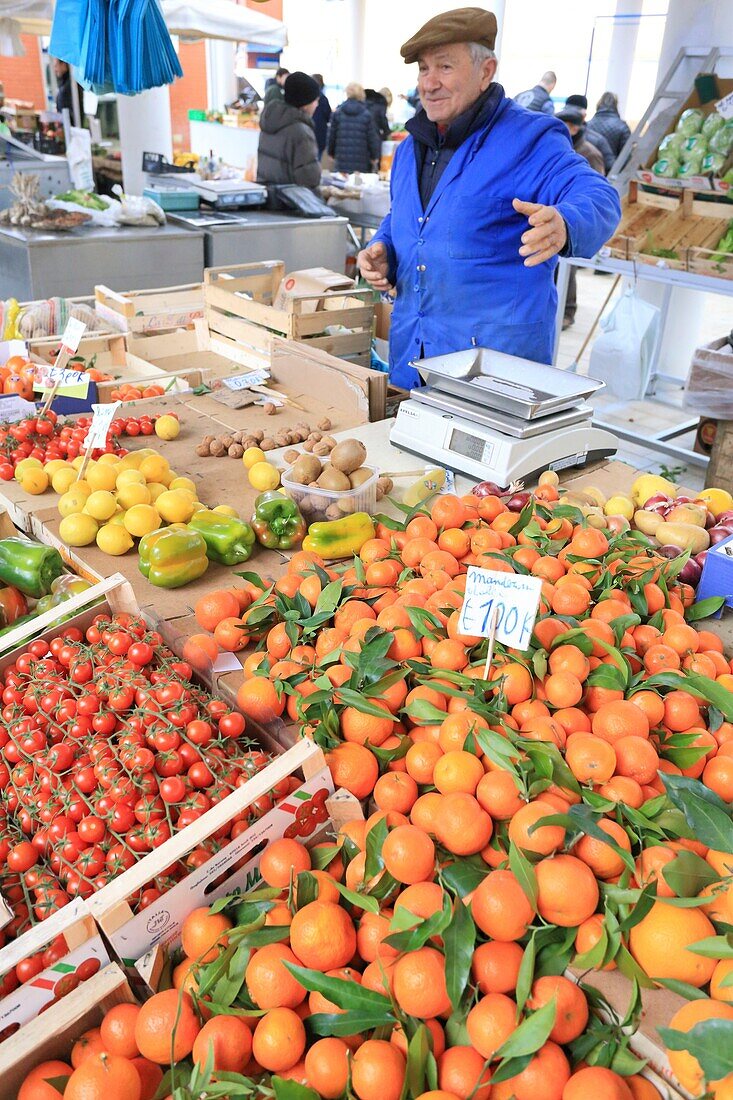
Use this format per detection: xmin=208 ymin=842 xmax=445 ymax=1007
xmin=358 ymin=6 xmax=621 ymax=390
xmin=257 ymin=72 xmax=322 ymax=192
xmin=562 ymin=94 xmax=614 ymax=171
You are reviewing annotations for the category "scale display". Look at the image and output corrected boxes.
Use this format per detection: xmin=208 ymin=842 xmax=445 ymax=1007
xmin=450 ymin=428 xmax=494 ymax=466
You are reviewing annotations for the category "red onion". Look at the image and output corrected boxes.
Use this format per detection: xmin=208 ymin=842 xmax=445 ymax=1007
xmin=705 ymin=511 xmax=717 ymax=529
xmin=657 ymin=544 xmax=683 ymax=559
xmin=708 ymin=525 xmax=733 ymax=545
xmin=716 ymin=510 xmax=733 ymax=526
xmin=507 ymin=492 xmax=531 ymax=512
xmin=674 ymin=495 xmax=696 ymax=505
xmin=606 ymin=515 xmax=630 ymax=535
xmin=644 ymin=492 xmax=673 ymax=512
xmin=472 ymin=480 xmax=506 ymax=498
xmin=679 ymin=558 xmax=702 ymax=586
xmin=695 ymin=551 xmax=708 ymax=569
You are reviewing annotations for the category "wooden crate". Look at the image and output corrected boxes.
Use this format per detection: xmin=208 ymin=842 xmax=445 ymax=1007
xmin=204 ymin=261 xmax=375 ymax=369
xmin=0 ymin=964 xmax=136 ymax=1099
xmin=95 ymin=282 xmax=205 ymax=335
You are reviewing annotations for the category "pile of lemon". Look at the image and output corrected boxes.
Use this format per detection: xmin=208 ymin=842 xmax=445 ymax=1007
xmin=28 ymin=449 xmax=232 ymax=556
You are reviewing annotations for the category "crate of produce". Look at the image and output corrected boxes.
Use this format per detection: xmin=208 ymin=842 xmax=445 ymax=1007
xmin=3 ymin=294 xmax=117 ymax=342
xmin=632 ymin=206 xmax=730 ymax=272
xmin=88 ymin=739 xmax=333 ymax=984
xmin=204 ymin=260 xmax=376 ymax=369
xmin=0 ymin=897 xmax=110 ymax=1042
xmin=94 ymin=283 xmax=205 ymax=335
xmin=0 ymin=963 xmax=137 ymax=1098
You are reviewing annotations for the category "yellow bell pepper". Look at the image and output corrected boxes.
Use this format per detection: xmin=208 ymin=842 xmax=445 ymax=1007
xmin=302 ymin=512 xmax=375 ymax=560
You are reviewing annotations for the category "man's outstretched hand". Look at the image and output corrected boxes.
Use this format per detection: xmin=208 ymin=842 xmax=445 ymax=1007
xmin=513 ymin=198 xmax=568 ymax=267
xmin=357 ymin=241 xmax=394 ymax=291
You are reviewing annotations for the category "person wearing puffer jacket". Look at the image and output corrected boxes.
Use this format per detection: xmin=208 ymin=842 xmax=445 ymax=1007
xmin=257 ymin=72 xmax=322 ymax=192
xmin=328 ymin=83 xmax=381 ymax=173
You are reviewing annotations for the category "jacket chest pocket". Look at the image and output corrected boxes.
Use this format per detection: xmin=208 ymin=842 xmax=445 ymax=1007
xmin=447 ymin=196 xmax=512 ymax=260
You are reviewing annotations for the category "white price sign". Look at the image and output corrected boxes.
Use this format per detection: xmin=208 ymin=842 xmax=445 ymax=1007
xmin=458 ymin=567 xmax=543 ymax=651
xmin=223 ymin=369 xmax=270 ymax=392
xmin=33 ymin=366 xmax=90 ymax=397
xmin=716 ymin=91 xmax=733 ymax=120
xmin=0 ymin=394 xmax=38 ymax=423
xmin=59 ymin=317 xmax=86 ymax=356
xmin=85 ymin=402 xmax=121 ymax=451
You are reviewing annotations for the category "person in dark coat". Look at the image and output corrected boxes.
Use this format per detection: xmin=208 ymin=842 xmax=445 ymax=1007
xmin=563 ymin=94 xmax=614 ymax=171
xmin=257 ymin=72 xmax=322 ymax=192
xmin=264 ymin=68 xmax=290 ymax=107
xmin=587 ymin=91 xmax=632 ymax=162
xmin=311 ymin=74 xmax=332 ymax=158
xmin=515 ymin=70 xmax=556 ymax=114
xmin=328 ymin=83 xmax=381 ymax=173
xmin=365 ymin=88 xmax=391 ymax=142
xmin=556 ymin=106 xmax=605 ymax=328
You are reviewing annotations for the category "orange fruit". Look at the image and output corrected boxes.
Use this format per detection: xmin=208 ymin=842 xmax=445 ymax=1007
xmin=635 ymin=845 xmax=677 ymax=899
xmin=575 ymin=913 xmax=616 ymax=970
xmin=629 ymin=902 xmax=716 ymax=987
xmin=393 ymin=946 xmax=451 ymax=1018
xmin=341 ymin=703 xmax=394 ymax=747
xmin=236 ymin=677 xmax=286 ymax=723
xmin=664 ymin=690 xmax=701 ymax=732
xmin=493 ymin=1040 xmax=570 ymax=1100
xmin=544 ymin=672 xmax=584 ymax=708
xmin=507 ymin=799 xmax=565 ymax=856
xmin=592 ymin=700 xmax=650 ymax=743
xmin=476 ymin=769 xmax=524 ymax=820
xmin=471 ymin=940 xmax=524 ymax=994
xmin=391 ymin=1018 xmax=445 ymax=1059
xmin=305 ymin=1037 xmax=351 ymax=1099
xmin=180 ymin=907 xmax=232 ymax=964
xmin=100 ymin=1003 xmax=141 ymax=1060
xmin=357 ymin=911 xmax=399 ymax=964
xmin=437 ymin=1046 xmax=492 ymax=1100
xmin=394 ymin=881 xmax=445 ymax=922
xmin=613 ymin=736 xmax=659 ymax=785
xmin=573 ymin=819 xmax=631 ymax=880
xmin=252 ymin=1007 xmax=306 ymax=1073
xmin=134 ymin=989 xmax=200 ymax=1064
xmin=626 ymin=1075 xmax=664 ymax=1100
xmin=260 ymin=838 xmax=312 ymax=888
xmin=466 ymin=992 xmax=517 ymax=1060
xmin=711 ymin=959 xmax=733 ymax=1003
xmin=562 ymin=1066 xmax=634 ymax=1099
xmin=351 ymin=1040 xmax=406 ymax=1100
xmin=192 ymin=1015 xmax=252 ymax=1073
xmin=246 ymin=943 xmax=307 ymax=1009
xmin=527 ymin=975 xmax=588 ymax=1043
xmin=182 ymin=633 xmax=219 ymax=670
xmin=289 ymin=901 xmax=357 ymax=971
xmin=406 ymin=741 xmax=444 ymax=784
xmin=434 ymin=792 xmax=493 ymax=855
xmin=64 ymin=1054 xmax=142 ymax=1100
xmin=194 ymin=590 xmax=241 ymax=632
xmin=373 ymin=773 xmax=418 ymax=814
xmin=71 ymin=1029 xmax=106 ymax=1069
xmin=471 ymin=869 xmax=536 ymax=941
xmin=535 ymin=854 xmax=599 ymax=927
xmin=565 ymin=734 xmax=616 ymax=784
xmin=19 ymin=1062 xmax=73 ymax=1100
xmin=130 ymin=1058 xmax=162 ymax=1100
xmin=433 ymin=750 xmax=484 ymax=795
xmin=664 ymin=999 xmax=733 ymax=1095
xmin=382 ymin=825 xmax=436 ymax=884
xmin=325 ymin=742 xmax=380 ymax=799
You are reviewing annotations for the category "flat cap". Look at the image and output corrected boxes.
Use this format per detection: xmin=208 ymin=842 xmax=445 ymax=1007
xmin=401 ymin=7 xmax=498 ymax=64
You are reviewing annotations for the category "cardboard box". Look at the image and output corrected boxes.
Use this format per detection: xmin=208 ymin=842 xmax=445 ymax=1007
xmin=89 ymin=740 xmax=333 ymax=986
xmin=273 ymin=267 xmax=356 ymax=313
xmin=94 ymin=283 xmax=205 ymax=335
xmin=685 ymin=335 xmax=733 ymax=420
xmin=0 ymin=964 xmax=137 ymax=1099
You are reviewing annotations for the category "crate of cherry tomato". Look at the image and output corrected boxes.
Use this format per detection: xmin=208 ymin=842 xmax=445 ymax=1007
xmin=0 ymin=573 xmax=290 ymax=967
xmin=88 ymin=738 xmax=333 ymax=988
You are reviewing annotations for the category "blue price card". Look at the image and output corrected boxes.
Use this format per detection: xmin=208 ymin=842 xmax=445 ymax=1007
xmin=458 ymin=567 xmax=543 ymax=652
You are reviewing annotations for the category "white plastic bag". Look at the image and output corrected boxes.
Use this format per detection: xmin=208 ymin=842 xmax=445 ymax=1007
xmin=588 ymin=288 xmax=660 ymax=401
xmin=111 ymin=185 xmax=166 ymax=227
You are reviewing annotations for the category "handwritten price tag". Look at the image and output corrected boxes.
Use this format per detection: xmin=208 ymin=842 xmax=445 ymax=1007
xmin=0 ymin=394 xmax=38 ymax=423
xmin=85 ymin=402 xmax=121 ymax=451
xmin=33 ymin=366 xmax=90 ymax=399
xmin=458 ymin=567 xmax=543 ymax=651
xmin=223 ymin=369 xmax=270 ymax=392
xmin=716 ymin=91 xmax=733 ymax=121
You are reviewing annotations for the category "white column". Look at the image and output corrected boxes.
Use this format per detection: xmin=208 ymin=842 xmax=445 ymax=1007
xmin=206 ymin=39 xmax=238 ymax=112
xmin=117 ymin=87 xmax=173 ymax=194
xmin=603 ymin=0 xmax=643 ymax=116
xmin=351 ymin=0 xmax=367 ymax=87
xmin=490 ymin=0 xmax=507 ymax=61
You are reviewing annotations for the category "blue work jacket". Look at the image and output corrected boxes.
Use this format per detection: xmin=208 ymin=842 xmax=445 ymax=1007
xmin=372 ymin=89 xmax=621 ymax=389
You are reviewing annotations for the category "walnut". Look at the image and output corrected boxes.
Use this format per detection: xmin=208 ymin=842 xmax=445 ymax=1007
xmin=242 ymin=437 xmax=257 ymax=450
xmin=260 ymin=438 xmax=276 ymax=451
xmin=325 ymin=503 xmax=342 ymax=520
xmin=318 ymin=417 xmax=332 ymax=431
xmin=308 ymin=431 xmax=322 ymax=443
xmin=313 ymin=442 xmax=331 ymax=457
xmin=209 ymin=440 xmax=226 ymax=457
xmin=283 ymin=449 xmax=300 ymax=464
xmin=228 ymin=444 xmax=244 ymax=459
xmin=377 ymin=476 xmax=394 ymax=495
xmin=196 ymin=443 xmax=211 ymax=458
xmin=253 ymin=429 xmax=264 ymax=442
xmin=201 ymin=434 xmax=216 ymax=447
xmin=321 ymin=436 xmax=336 ymax=448
xmin=221 ymin=435 xmax=234 ymax=450
xmin=302 ymin=440 xmax=315 ymax=452
xmin=263 ymin=402 xmax=277 ymax=416
xmin=232 ymin=431 xmax=244 ymax=444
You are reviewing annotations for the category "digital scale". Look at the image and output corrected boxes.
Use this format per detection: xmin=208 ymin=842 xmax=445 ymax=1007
xmin=390 ymin=347 xmax=618 ymax=487
xmin=159 ymin=174 xmax=267 ymax=210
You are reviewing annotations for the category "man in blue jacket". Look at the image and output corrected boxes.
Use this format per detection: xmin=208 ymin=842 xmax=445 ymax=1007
xmin=358 ymin=7 xmax=621 ymax=391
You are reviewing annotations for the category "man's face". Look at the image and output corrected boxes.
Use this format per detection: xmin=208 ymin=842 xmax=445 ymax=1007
xmin=563 ymin=121 xmax=580 ymax=137
xmin=417 ymin=43 xmax=496 ymax=126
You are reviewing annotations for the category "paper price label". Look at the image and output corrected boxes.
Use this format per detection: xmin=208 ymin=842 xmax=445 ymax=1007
xmin=223 ymin=369 xmax=270 ymax=392
xmin=0 ymin=394 xmax=38 ymax=424
xmin=85 ymin=402 xmax=121 ymax=451
xmin=716 ymin=91 xmax=733 ymax=120
xmin=33 ymin=366 xmax=90 ymax=399
xmin=458 ymin=567 xmax=543 ymax=651
xmin=59 ymin=317 xmax=86 ymax=356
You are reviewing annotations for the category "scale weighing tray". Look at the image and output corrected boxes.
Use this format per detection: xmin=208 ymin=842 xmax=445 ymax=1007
xmin=414 ymin=388 xmax=594 ymax=439
xmin=159 ymin=174 xmax=267 ymax=209
xmin=413 ymin=347 xmax=604 ymax=419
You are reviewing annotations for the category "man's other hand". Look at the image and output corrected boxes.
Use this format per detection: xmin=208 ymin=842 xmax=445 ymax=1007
xmin=513 ymin=198 xmax=568 ymax=267
xmin=357 ymin=241 xmax=394 ymax=291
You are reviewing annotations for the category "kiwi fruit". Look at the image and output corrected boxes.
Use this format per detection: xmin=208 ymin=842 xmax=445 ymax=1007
xmin=330 ymin=439 xmax=367 ymax=475
xmin=349 ymin=467 xmax=373 ymax=489
xmin=289 ymin=454 xmax=322 ymax=485
xmin=317 ymin=466 xmax=351 ymax=492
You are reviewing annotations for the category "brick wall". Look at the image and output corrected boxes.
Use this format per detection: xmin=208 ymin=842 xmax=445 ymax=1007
xmin=0 ymin=36 xmax=47 ymax=111
xmin=169 ymin=40 xmax=208 ymax=152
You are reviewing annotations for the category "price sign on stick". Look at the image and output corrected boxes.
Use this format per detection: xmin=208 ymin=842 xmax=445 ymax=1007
xmin=716 ymin=91 xmax=733 ymax=120
xmin=458 ymin=567 xmax=543 ymax=679
xmin=76 ymin=402 xmax=120 ymax=482
xmin=37 ymin=317 xmax=87 ymax=415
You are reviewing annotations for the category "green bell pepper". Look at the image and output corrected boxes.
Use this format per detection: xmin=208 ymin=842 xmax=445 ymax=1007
xmin=0 ymin=538 xmax=64 ymax=598
xmin=138 ymin=527 xmax=209 ymax=588
xmin=251 ymin=491 xmax=307 ymax=551
xmin=188 ymin=509 xmax=256 ymax=566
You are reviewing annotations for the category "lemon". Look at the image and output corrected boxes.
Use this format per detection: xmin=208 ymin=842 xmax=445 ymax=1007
xmin=59 ymin=513 xmax=98 ymax=547
xmin=71 ymin=456 xmax=86 ymax=472
xmin=213 ymin=504 xmax=239 ymax=518
xmin=14 ymin=457 xmax=43 ymax=481
xmin=109 ymin=511 xmax=128 ymax=526
xmin=124 ymin=504 xmax=160 ymax=538
xmin=97 ymin=453 xmax=120 ymax=467
xmin=698 ymin=488 xmax=733 ymax=518
xmin=117 ymin=452 xmax=145 ymax=471
xmin=74 ymin=480 xmax=92 ymax=499
xmin=156 ymin=488 xmax=195 ymax=523
xmin=158 ymin=467 xmax=175 ymax=487
xmin=117 ymin=482 xmax=152 ymax=509
xmin=155 ymin=414 xmax=180 ymax=441
xmin=19 ymin=468 xmax=49 ymax=495
xmin=604 ymin=494 xmax=635 ymax=520
xmin=87 ymin=463 xmax=118 ymax=492
xmin=248 ymin=461 xmax=280 ymax=491
xmin=139 ymin=454 xmax=170 ymax=483
xmin=146 ymin=482 xmax=167 ymax=502
xmin=58 ymin=486 xmax=91 ymax=517
xmin=169 ymin=476 xmax=197 ymax=495
xmin=44 ymin=460 xmax=68 ymax=478
xmin=243 ymin=447 xmax=266 ymax=470
xmin=190 ymin=500 xmax=206 ymax=515
xmin=51 ymin=467 xmax=77 ymax=495
xmin=116 ymin=469 xmax=146 ymax=489
xmin=96 ymin=523 xmax=134 ymax=556
xmin=85 ymin=490 xmax=118 ymax=522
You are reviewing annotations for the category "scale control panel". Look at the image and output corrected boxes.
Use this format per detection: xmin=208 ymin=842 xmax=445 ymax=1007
xmin=449 ymin=426 xmax=495 ymax=468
